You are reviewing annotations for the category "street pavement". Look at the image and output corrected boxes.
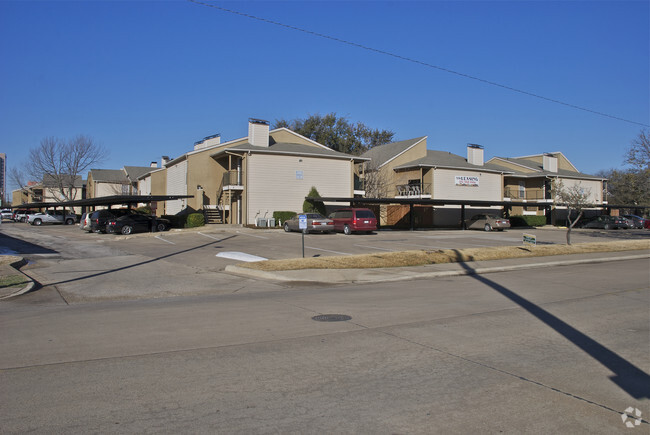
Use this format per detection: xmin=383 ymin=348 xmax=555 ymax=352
xmin=1 ymin=222 xmax=649 ymax=433
xmin=1 ymin=260 xmax=648 ymax=433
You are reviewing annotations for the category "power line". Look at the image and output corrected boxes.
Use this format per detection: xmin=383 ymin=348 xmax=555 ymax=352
xmin=187 ymin=0 xmax=649 ymax=128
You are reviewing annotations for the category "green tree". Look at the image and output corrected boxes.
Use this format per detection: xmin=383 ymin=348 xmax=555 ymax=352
xmin=303 ymin=186 xmax=326 ymax=216
xmin=274 ymin=113 xmax=394 ymax=155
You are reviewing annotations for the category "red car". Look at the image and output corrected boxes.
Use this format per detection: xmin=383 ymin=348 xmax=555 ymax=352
xmin=328 ymin=208 xmax=377 ymax=235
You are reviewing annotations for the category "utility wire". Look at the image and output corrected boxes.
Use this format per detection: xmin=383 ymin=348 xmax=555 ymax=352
xmin=188 ymin=0 xmax=649 ymax=128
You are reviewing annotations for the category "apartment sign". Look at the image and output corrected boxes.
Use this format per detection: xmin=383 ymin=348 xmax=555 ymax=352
xmin=455 ymin=176 xmax=479 ymax=187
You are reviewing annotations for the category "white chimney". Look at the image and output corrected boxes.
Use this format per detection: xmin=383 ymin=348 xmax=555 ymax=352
xmin=248 ymin=118 xmax=270 ymax=147
xmin=543 ymin=154 xmax=558 ymax=172
xmin=161 ymin=156 xmax=170 ymax=166
xmin=150 ymin=161 xmax=157 ymax=168
xmin=467 ymin=144 xmax=484 ymax=166
xmin=194 ymin=133 xmax=221 ymax=151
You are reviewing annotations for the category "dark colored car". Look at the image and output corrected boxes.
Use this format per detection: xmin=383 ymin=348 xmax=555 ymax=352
xmin=580 ymin=215 xmax=628 ymax=230
xmin=328 ymin=208 xmax=377 ymax=235
xmin=623 ymin=214 xmax=646 ymax=229
xmin=283 ymin=213 xmax=334 ymax=233
xmin=106 ymin=214 xmax=170 ymax=235
xmin=89 ymin=209 xmax=133 ymax=233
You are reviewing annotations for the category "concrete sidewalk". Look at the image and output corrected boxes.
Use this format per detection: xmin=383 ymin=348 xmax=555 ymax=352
xmin=226 ymin=250 xmax=650 ymax=284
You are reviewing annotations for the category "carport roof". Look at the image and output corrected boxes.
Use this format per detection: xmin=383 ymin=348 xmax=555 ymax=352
xmin=13 ymin=195 xmax=194 ymax=209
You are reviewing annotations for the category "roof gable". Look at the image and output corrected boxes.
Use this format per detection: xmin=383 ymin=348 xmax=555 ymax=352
xmin=361 ymin=137 xmax=427 ymax=168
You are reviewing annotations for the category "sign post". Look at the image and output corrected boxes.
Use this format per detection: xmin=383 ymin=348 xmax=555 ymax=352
xmin=298 ymin=214 xmax=307 ymax=258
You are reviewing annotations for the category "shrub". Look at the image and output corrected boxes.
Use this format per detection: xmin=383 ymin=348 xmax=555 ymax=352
xmin=509 ymin=215 xmax=546 ymax=227
xmin=273 ymin=211 xmax=297 ymax=225
xmin=186 ymin=213 xmax=205 ymax=228
xmin=303 ymin=186 xmax=326 ymax=216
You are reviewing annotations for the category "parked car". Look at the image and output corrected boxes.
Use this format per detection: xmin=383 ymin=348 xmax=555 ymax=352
xmin=623 ymin=214 xmax=646 ymax=229
xmin=89 ymin=209 xmax=133 ymax=233
xmin=106 ymin=214 xmax=171 ymax=235
xmin=28 ymin=210 xmax=77 ymax=226
xmin=465 ymin=214 xmax=511 ymax=231
xmin=12 ymin=209 xmax=36 ymax=222
xmin=328 ymin=208 xmax=377 ymax=235
xmin=1 ymin=209 xmax=13 ymax=220
xmin=79 ymin=212 xmax=93 ymax=232
xmin=580 ymin=215 xmax=627 ymax=230
xmin=283 ymin=213 xmax=334 ymax=233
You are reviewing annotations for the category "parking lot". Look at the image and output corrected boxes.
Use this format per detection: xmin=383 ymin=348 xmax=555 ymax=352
xmin=2 ymin=219 xmax=648 ymax=273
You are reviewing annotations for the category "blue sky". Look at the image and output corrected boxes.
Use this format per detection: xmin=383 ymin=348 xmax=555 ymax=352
xmin=1 ymin=0 xmax=648 ymax=193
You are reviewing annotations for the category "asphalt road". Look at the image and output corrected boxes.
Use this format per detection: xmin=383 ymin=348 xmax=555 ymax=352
xmin=1 ymin=259 xmax=649 ymax=433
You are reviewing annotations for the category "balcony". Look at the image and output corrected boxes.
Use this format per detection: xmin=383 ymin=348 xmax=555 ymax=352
xmin=395 ymin=183 xmax=431 ymax=198
xmin=504 ymin=188 xmax=550 ymax=201
xmin=222 ymin=171 xmax=244 ymax=190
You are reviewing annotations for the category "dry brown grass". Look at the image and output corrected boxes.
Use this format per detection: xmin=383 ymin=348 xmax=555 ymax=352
xmin=241 ymin=240 xmax=649 ymax=271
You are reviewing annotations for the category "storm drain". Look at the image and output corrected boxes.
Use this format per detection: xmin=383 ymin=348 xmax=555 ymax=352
xmin=312 ymin=314 xmax=352 ymax=322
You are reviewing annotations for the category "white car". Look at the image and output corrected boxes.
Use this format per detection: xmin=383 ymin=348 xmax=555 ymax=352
xmin=28 ymin=210 xmax=77 ymax=226
xmin=1 ymin=209 xmax=13 ymax=219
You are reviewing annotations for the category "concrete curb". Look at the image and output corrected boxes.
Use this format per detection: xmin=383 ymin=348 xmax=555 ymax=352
xmin=225 ymin=253 xmax=650 ymax=284
xmin=0 ymin=256 xmax=37 ymax=300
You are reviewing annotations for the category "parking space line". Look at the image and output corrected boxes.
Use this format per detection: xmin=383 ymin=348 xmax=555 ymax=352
xmin=354 ymin=244 xmax=395 ymax=252
xmin=198 ymin=232 xmax=227 ymax=241
xmin=305 ymin=246 xmax=353 ymax=255
xmin=235 ymin=230 xmax=269 ymax=240
xmin=155 ymin=235 xmax=175 ymax=245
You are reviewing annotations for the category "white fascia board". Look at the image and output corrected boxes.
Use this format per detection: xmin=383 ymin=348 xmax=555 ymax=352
xmin=379 ymin=136 xmax=428 ymax=169
xmin=395 ymin=163 xmax=510 ymax=175
xmin=223 ymin=147 xmax=367 ymax=161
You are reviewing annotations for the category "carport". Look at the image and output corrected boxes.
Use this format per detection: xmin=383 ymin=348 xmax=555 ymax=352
xmin=307 ymin=197 xmax=647 ymax=231
xmin=11 ymin=195 xmax=195 ymax=218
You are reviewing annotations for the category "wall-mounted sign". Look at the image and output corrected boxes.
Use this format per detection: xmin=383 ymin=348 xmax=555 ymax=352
xmin=455 ymin=176 xmax=479 ymax=187
xmin=296 ymin=170 xmax=304 ymax=180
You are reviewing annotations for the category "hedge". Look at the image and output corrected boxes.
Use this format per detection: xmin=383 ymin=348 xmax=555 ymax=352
xmin=509 ymin=215 xmax=546 ymax=227
xmin=273 ymin=211 xmax=297 ymax=225
xmin=186 ymin=213 xmax=205 ymax=228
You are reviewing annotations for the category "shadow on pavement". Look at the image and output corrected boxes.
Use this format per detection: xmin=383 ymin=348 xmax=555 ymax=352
xmin=453 ymin=249 xmax=650 ymax=400
xmin=0 ymin=232 xmax=58 ymax=256
xmin=29 ymin=235 xmax=238 ymax=289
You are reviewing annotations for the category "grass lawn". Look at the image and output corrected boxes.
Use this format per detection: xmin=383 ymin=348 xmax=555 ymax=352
xmin=241 ymin=240 xmax=650 ymax=271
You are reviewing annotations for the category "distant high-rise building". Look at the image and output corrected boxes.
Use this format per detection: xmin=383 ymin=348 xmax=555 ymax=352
xmin=0 ymin=153 xmax=5 ymax=205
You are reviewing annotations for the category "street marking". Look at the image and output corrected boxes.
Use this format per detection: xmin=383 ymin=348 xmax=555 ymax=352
xmin=354 ymin=244 xmax=394 ymax=252
xmin=198 ymin=232 xmax=227 ymax=241
xmin=216 ymin=252 xmax=267 ymax=262
xmin=305 ymin=246 xmax=352 ymax=255
xmin=235 ymin=230 xmax=269 ymax=239
xmin=155 ymin=235 xmax=175 ymax=245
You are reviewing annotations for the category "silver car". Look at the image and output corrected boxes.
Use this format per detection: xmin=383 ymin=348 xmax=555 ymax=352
xmin=283 ymin=213 xmax=334 ymax=233
xmin=28 ymin=210 xmax=77 ymax=226
xmin=465 ymin=214 xmax=511 ymax=231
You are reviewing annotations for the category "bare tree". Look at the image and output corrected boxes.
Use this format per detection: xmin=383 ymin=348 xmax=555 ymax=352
xmin=360 ymin=160 xmax=392 ymax=198
xmin=554 ymin=179 xmax=592 ymax=245
xmin=26 ymin=135 xmax=106 ymax=202
xmin=626 ymin=129 xmax=650 ymax=170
